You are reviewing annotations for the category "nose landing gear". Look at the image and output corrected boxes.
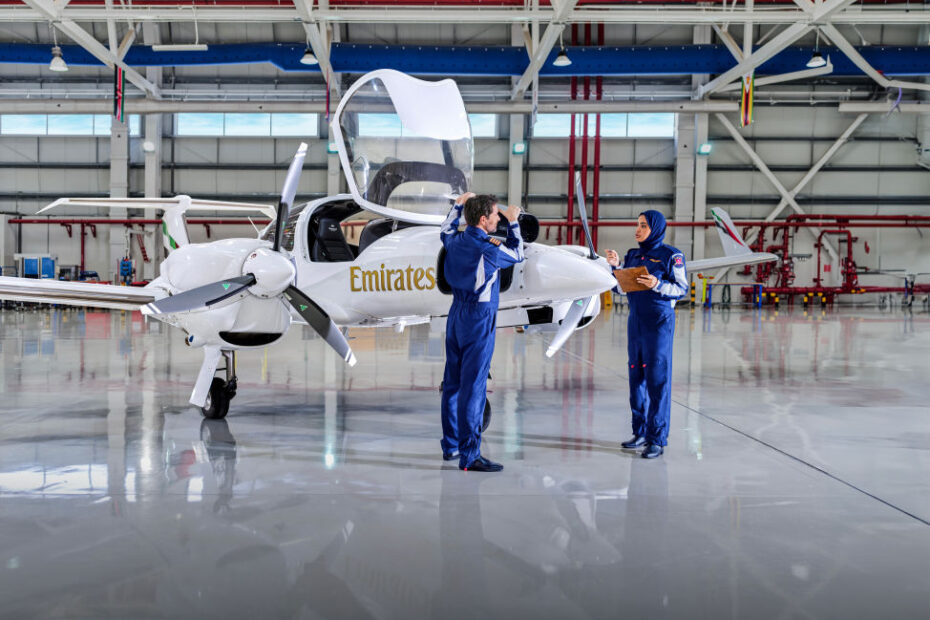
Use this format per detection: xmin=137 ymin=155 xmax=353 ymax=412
xmin=202 ymin=350 xmax=237 ymax=420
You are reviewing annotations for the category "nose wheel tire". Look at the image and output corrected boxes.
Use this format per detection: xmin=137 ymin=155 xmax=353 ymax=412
xmin=201 ymin=377 xmax=236 ymax=420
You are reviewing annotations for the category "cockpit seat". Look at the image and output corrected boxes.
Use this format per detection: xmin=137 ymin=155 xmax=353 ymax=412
xmin=358 ymin=218 xmax=416 ymax=254
xmin=311 ymin=217 xmax=355 ymax=262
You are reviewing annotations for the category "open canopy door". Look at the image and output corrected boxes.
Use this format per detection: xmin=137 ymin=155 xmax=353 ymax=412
xmin=331 ymin=69 xmax=474 ymax=226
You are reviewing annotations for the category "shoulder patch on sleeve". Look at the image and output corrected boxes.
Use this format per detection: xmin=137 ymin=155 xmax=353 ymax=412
xmin=674 ymin=255 xmax=684 ymax=266
xmin=487 ymin=237 xmax=502 ymax=246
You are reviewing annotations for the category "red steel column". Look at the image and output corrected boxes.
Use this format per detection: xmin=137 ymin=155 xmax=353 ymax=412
xmin=566 ymin=23 xmax=580 ymax=247
xmin=592 ymin=23 xmax=604 ymax=251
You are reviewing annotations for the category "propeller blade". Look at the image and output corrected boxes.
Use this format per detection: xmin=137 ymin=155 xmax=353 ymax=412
xmin=573 ymin=171 xmax=598 ymax=260
xmin=142 ymin=274 xmax=256 ymax=316
xmin=273 ymin=142 xmax=308 ymax=252
xmin=283 ymin=285 xmax=357 ymax=367
xmin=545 ymin=297 xmax=589 ymax=358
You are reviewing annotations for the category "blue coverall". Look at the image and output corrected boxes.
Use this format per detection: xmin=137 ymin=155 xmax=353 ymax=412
xmin=439 ymin=203 xmax=524 ymax=469
xmin=616 ymin=210 xmax=688 ymax=447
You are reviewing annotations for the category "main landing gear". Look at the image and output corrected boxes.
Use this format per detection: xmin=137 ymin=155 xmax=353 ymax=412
xmin=202 ymin=350 xmax=237 ymax=420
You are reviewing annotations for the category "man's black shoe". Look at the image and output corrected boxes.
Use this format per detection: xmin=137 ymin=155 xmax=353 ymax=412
xmin=443 ymin=451 xmax=459 ymax=462
xmin=621 ymin=435 xmax=647 ymax=449
xmin=641 ymin=444 xmax=664 ymax=459
xmin=459 ymin=456 xmax=503 ymax=472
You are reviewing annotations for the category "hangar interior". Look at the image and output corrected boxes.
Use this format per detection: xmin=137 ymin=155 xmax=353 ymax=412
xmin=1 ymin=1 xmax=930 ymax=618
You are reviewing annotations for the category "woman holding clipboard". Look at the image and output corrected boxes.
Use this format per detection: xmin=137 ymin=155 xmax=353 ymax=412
xmin=604 ymin=210 xmax=688 ymax=459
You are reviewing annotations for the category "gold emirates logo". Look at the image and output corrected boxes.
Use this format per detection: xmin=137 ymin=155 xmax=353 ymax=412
xmin=350 ymin=264 xmax=437 ymax=292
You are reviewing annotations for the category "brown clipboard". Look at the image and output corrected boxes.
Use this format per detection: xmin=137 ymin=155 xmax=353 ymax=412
xmin=613 ymin=266 xmax=652 ymax=293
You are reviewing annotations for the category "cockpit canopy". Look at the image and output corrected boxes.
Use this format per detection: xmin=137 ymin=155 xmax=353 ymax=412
xmin=332 ymin=70 xmax=474 ymax=226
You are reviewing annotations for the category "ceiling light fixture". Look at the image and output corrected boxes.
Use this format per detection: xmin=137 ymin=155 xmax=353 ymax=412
xmin=48 ymin=23 xmax=68 ymax=72
xmin=300 ymin=47 xmax=318 ymax=66
xmin=152 ymin=43 xmax=208 ymax=52
xmin=806 ymin=51 xmax=826 ymax=69
xmin=553 ymin=31 xmax=571 ymax=67
xmin=807 ymin=30 xmax=827 ymax=69
xmin=49 ymin=45 xmax=68 ymax=72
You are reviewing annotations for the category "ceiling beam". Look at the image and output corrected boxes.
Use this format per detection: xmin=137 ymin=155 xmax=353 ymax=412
xmin=820 ymin=23 xmax=930 ymax=93
xmin=293 ymin=0 xmax=340 ymax=97
xmin=839 ymin=102 xmax=930 ymax=113
xmin=510 ymin=0 xmax=578 ymax=100
xmin=698 ymin=21 xmax=812 ymax=98
xmin=712 ymin=23 xmax=743 ymax=62
xmin=718 ymin=62 xmax=834 ymax=91
xmin=22 ymin=0 xmax=161 ymax=99
xmin=0 ymin=98 xmax=740 ymax=115
xmin=5 ymin=6 xmax=930 ymax=26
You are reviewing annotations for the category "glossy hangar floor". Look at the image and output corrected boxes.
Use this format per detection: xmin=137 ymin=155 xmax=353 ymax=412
xmin=1 ymin=304 xmax=930 ymax=619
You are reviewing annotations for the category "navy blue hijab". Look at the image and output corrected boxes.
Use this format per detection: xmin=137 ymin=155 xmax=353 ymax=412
xmin=638 ymin=210 xmax=667 ymax=251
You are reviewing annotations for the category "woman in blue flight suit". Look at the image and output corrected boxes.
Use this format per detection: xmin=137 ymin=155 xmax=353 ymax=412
xmin=605 ymin=210 xmax=687 ymax=459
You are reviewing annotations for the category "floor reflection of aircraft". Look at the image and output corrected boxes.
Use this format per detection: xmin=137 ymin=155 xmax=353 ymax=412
xmin=199 ymin=419 xmax=237 ymax=514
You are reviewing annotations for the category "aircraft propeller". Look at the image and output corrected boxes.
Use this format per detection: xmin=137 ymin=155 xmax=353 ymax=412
xmin=545 ymin=297 xmax=590 ymax=358
xmin=142 ymin=143 xmax=357 ymax=367
xmin=573 ymin=171 xmax=598 ymax=261
xmin=544 ymin=173 xmax=603 ymax=358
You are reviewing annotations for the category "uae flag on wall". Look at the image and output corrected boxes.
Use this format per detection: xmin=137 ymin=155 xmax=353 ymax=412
xmin=740 ymin=72 xmax=754 ymax=127
xmin=113 ymin=66 xmax=125 ymax=123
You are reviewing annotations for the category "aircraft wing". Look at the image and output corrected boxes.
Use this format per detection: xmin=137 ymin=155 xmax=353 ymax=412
xmin=38 ymin=197 xmax=277 ymax=220
xmin=689 ymin=252 xmax=778 ymax=272
xmin=0 ymin=276 xmax=155 ymax=311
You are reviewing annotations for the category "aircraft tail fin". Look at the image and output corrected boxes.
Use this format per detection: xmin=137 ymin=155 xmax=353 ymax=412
xmin=710 ymin=208 xmax=752 ymax=257
xmin=39 ymin=197 xmax=276 ymax=253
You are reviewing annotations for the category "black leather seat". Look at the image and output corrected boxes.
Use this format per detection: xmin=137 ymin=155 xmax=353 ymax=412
xmin=358 ymin=218 xmax=416 ymax=254
xmin=311 ymin=217 xmax=355 ymax=262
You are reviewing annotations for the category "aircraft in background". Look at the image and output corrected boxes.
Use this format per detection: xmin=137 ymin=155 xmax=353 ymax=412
xmin=0 ymin=70 xmax=775 ymax=419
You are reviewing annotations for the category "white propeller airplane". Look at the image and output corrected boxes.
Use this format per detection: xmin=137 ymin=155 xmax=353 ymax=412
xmin=0 ymin=70 xmax=775 ymax=420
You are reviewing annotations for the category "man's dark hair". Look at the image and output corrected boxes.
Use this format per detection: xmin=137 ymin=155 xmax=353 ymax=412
xmin=463 ymin=194 xmax=498 ymax=227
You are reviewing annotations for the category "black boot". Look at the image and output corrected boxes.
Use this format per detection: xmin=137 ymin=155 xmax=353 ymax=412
xmin=460 ymin=456 xmax=504 ymax=472
xmin=621 ymin=435 xmax=646 ymax=449
xmin=641 ymin=444 xmax=664 ymax=459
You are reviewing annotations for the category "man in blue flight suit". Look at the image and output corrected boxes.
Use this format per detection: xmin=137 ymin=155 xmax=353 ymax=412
xmin=605 ymin=210 xmax=687 ymax=459
xmin=440 ymin=192 xmax=524 ymax=472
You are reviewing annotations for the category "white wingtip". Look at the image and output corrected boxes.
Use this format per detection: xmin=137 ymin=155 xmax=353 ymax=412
xmin=347 ymin=352 xmax=358 ymax=367
xmin=545 ymin=347 xmax=557 ymax=358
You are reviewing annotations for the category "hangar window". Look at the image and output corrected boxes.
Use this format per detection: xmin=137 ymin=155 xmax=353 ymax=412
xmin=531 ymin=113 xmax=673 ymax=138
xmin=176 ymin=113 xmax=319 ymax=137
xmin=628 ymin=113 xmax=676 ymax=137
xmin=358 ymin=113 xmax=496 ymax=138
xmin=469 ymin=114 xmax=497 ymax=138
xmin=0 ymin=114 xmax=140 ymax=136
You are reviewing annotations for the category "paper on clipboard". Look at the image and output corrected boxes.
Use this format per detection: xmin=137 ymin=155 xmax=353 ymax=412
xmin=613 ymin=266 xmax=652 ymax=293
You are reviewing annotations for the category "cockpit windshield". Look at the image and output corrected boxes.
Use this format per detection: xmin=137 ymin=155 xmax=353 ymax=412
xmin=261 ymin=202 xmax=306 ymax=251
xmin=332 ymin=70 xmax=473 ymax=225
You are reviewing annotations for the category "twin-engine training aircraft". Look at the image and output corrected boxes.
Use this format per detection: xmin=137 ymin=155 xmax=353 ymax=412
xmin=0 ymin=70 xmax=775 ymax=419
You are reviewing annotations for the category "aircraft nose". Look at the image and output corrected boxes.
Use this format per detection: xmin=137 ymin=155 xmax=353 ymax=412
xmin=524 ymin=247 xmax=617 ymax=299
